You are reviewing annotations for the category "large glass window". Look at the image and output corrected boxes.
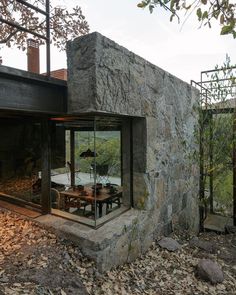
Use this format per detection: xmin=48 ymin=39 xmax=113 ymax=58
xmin=0 ymin=117 xmax=42 ymax=207
xmin=51 ymin=116 xmax=131 ymax=227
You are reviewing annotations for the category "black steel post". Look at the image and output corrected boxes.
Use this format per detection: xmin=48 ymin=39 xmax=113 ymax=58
xmin=199 ymin=73 xmax=205 ymax=230
xmin=94 ymin=118 xmax=97 ymax=225
xmin=70 ymin=130 xmax=75 ymax=187
xmin=41 ymin=118 xmax=51 ymax=214
xmin=233 ymin=110 xmax=236 ymax=226
xmin=130 ymin=119 xmax=134 ymax=208
xmin=199 ymin=115 xmax=205 ymax=230
xmin=46 ymin=0 xmax=51 ymax=76
xmin=209 ymin=112 xmax=214 ymax=213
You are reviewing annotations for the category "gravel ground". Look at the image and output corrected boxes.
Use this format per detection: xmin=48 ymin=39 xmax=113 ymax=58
xmin=0 ymin=208 xmax=236 ymax=295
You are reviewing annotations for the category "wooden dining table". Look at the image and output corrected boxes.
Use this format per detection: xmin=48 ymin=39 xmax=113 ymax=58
xmin=59 ymin=186 xmax=121 ymax=217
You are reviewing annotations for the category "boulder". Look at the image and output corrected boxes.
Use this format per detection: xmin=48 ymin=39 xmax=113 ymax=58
xmin=196 ymin=259 xmax=224 ymax=284
xmin=189 ymin=237 xmax=216 ymax=253
xmin=158 ymin=237 xmax=181 ymax=252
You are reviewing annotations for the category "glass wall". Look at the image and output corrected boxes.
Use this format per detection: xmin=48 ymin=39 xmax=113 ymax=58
xmin=51 ymin=116 xmax=131 ymax=227
xmin=0 ymin=117 xmax=42 ymax=207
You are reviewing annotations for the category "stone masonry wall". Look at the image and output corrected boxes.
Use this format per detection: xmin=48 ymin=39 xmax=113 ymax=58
xmin=67 ymin=32 xmax=199 ymax=271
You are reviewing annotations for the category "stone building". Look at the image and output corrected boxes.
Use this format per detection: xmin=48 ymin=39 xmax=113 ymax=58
xmin=0 ymin=32 xmax=199 ymax=271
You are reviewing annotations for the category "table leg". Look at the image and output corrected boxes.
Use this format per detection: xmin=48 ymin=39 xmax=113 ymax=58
xmin=98 ymin=202 xmax=103 ymax=218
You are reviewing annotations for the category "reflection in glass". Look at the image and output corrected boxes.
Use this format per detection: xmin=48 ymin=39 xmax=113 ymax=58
xmin=0 ymin=118 xmax=42 ymax=206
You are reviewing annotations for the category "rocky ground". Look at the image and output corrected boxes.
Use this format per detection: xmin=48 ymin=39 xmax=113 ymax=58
xmin=0 ymin=208 xmax=235 ymax=295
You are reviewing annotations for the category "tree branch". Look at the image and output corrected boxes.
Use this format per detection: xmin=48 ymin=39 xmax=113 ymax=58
xmin=0 ymin=28 xmax=19 ymax=44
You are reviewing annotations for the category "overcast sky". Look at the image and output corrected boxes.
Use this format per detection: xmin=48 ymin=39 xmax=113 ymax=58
xmin=0 ymin=0 xmax=235 ymax=83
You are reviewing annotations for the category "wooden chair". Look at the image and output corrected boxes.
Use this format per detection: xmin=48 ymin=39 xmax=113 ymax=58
xmin=51 ymin=188 xmax=61 ymax=209
xmin=106 ymin=192 xmax=122 ymax=214
xmin=66 ymin=161 xmax=81 ymax=183
xmin=96 ymin=164 xmax=110 ymax=183
xmin=64 ymin=196 xmax=81 ymax=210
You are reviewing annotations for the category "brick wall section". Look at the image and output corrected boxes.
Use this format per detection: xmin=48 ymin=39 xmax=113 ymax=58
xmin=49 ymin=69 xmax=67 ymax=81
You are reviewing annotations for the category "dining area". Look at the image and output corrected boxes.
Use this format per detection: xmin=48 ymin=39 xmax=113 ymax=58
xmin=58 ymin=183 xmax=122 ymax=218
xmin=49 ymin=116 xmax=131 ymax=228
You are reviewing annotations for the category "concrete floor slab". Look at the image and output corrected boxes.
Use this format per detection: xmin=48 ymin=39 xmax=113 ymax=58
xmin=0 ymin=200 xmax=42 ymax=218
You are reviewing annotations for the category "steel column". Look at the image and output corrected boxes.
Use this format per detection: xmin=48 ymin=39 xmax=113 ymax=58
xmin=46 ymin=0 xmax=51 ymax=76
xmin=70 ymin=130 xmax=75 ymax=187
xmin=199 ymin=73 xmax=205 ymax=230
xmin=41 ymin=118 xmax=51 ymax=214
xmin=233 ymin=110 xmax=236 ymax=226
xmin=209 ymin=112 xmax=214 ymax=213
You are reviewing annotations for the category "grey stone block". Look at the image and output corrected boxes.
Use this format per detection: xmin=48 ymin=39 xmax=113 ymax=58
xmin=190 ymin=237 xmax=216 ymax=253
xmin=158 ymin=237 xmax=181 ymax=252
xmin=66 ymin=31 xmax=200 ymax=270
xmin=196 ymin=259 xmax=224 ymax=284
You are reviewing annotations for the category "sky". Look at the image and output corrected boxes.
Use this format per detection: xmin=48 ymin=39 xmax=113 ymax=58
xmin=0 ymin=0 xmax=236 ymax=83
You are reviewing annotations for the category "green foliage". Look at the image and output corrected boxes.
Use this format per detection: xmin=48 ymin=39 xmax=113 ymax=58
xmin=74 ymin=131 xmax=121 ymax=177
xmin=213 ymin=169 xmax=233 ymax=215
xmin=204 ymin=54 xmax=236 ymax=104
xmin=137 ymin=0 xmax=236 ymax=38
xmin=196 ymin=8 xmax=202 ymax=21
xmin=201 ymin=113 xmax=234 ymax=216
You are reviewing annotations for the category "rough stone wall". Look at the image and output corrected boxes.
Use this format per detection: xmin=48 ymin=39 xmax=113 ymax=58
xmin=67 ymin=32 xmax=199 ymax=271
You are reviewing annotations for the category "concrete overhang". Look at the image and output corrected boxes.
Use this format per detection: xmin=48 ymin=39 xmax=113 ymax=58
xmin=0 ymin=65 xmax=67 ymax=115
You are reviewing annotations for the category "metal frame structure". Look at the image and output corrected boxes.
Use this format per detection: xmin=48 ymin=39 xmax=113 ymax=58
xmin=191 ymin=66 xmax=236 ymax=227
xmin=0 ymin=0 xmax=50 ymax=75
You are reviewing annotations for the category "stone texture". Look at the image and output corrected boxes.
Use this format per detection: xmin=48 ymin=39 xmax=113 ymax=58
xmin=190 ymin=237 xmax=216 ymax=253
xmin=158 ymin=237 xmax=181 ymax=252
xmin=196 ymin=259 xmax=224 ymax=284
xmin=67 ymin=32 xmax=200 ymax=271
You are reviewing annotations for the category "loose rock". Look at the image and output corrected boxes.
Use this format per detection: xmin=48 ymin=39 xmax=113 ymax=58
xmin=190 ymin=237 xmax=216 ymax=253
xmin=196 ymin=259 xmax=224 ymax=284
xmin=158 ymin=237 xmax=181 ymax=252
xmin=1 ymin=209 xmax=236 ymax=294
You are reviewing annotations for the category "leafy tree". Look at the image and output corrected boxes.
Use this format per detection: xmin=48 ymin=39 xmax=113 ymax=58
xmin=137 ymin=0 xmax=236 ymax=38
xmin=0 ymin=0 xmax=89 ymax=50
